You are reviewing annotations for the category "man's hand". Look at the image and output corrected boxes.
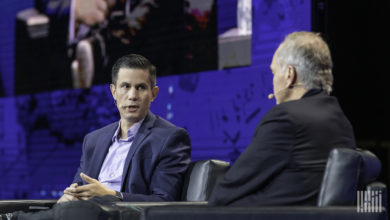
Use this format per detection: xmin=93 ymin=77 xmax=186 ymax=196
xmin=75 ymin=0 xmax=116 ymax=26
xmin=64 ymin=173 xmax=116 ymax=200
xmin=57 ymin=183 xmax=80 ymax=203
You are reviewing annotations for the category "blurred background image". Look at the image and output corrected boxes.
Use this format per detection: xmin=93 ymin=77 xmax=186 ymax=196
xmin=0 ymin=0 xmax=389 ymax=203
xmin=14 ymin=0 xmax=218 ymax=94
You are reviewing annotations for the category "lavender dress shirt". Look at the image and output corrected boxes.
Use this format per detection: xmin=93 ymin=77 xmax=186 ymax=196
xmin=98 ymin=119 xmax=144 ymax=191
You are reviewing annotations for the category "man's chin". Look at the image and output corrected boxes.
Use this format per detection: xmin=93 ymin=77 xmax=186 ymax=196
xmin=122 ymin=113 xmax=145 ymax=124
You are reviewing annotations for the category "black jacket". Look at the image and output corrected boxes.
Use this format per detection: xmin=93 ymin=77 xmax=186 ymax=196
xmin=208 ymin=90 xmax=356 ymax=206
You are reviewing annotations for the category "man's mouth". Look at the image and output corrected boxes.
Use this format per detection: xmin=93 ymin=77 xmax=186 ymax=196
xmin=124 ymin=105 xmax=139 ymax=111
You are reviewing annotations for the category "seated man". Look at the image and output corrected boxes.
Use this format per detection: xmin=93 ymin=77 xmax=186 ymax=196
xmin=208 ymin=31 xmax=356 ymax=206
xmin=59 ymin=53 xmax=191 ymax=202
xmin=4 ymin=54 xmax=191 ymax=219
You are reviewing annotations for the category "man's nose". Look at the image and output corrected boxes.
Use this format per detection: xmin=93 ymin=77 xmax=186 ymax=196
xmin=127 ymin=87 xmax=138 ymax=100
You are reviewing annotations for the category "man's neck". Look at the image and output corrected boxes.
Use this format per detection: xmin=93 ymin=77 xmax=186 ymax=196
xmin=120 ymin=120 xmax=135 ymax=139
xmin=279 ymin=86 xmax=307 ymax=104
xmin=289 ymin=86 xmax=308 ymax=102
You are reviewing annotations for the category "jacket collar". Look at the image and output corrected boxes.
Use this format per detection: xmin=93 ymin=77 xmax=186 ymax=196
xmin=301 ymin=89 xmax=325 ymax=98
xmin=89 ymin=111 xmax=156 ymax=181
xmin=120 ymin=111 xmax=156 ymax=190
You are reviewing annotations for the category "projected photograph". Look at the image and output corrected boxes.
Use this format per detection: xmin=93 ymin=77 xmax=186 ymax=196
xmin=0 ymin=0 xmax=312 ymax=200
xmin=14 ymin=0 xmax=219 ymax=94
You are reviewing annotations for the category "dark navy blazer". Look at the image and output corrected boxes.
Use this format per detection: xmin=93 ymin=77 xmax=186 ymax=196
xmin=209 ymin=90 xmax=356 ymax=206
xmin=73 ymin=111 xmax=191 ymax=202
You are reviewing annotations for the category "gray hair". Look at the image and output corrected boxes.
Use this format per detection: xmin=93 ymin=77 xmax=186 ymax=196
xmin=275 ymin=31 xmax=333 ymax=93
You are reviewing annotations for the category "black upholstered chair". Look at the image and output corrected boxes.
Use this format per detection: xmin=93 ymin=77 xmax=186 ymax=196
xmin=107 ymin=159 xmax=230 ymax=211
xmin=0 ymin=159 xmax=230 ymax=214
xmin=3 ymin=150 xmax=388 ymax=220
xmin=0 ymin=199 xmax=56 ymax=214
xmin=318 ymin=148 xmax=386 ymax=207
xmin=181 ymin=159 xmax=230 ymax=202
xmin=121 ymin=148 xmax=388 ymax=220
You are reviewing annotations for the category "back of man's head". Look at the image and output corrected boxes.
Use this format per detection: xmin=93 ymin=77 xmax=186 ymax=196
xmin=111 ymin=54 xmax=157 ymax=88
xmin=275 ymin=31 xmax=333 ymax=94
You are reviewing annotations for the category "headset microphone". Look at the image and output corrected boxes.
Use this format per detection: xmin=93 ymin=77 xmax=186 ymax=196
xmin=268 ymin=88 xmax=284 ymax=100
xmin=268 ymin=84 xmax=303 ymax=100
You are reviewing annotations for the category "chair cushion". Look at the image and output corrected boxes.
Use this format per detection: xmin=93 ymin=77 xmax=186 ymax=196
xmin=317 ymin=148 xmax=381 ymax=206
xmin=359 ymin=150 xmax=382 ymax=187
xmin=181 ymin=160 xmax=230 ymax=201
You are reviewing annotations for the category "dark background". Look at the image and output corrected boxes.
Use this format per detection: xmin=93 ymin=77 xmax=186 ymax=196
xmin=313 ymin=0 xmax=390 ymax=205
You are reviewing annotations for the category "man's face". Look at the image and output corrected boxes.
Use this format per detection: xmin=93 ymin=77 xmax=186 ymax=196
xmin=270 ymin=54 xmax=286 ymax=104
xmin=110 ymin=68 xmax=158 ymax=124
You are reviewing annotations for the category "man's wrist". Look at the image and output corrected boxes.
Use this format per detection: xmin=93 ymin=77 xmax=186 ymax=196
xmin=114 ymin=191 xmax=123 ymax=201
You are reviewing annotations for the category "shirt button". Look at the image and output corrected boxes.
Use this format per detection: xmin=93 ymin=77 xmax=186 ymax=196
xmin=110 ymin=173 xmax=114 ymax=177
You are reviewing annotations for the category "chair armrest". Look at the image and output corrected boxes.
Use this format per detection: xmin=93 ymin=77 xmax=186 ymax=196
xmin=0 ymin=200 xmax=57 ymax=213
xmin=99 ymin=201 xmax=207 ymax=219
xmin=140 ymin=206 xmax=388 ymax=220
xmin=114 ymin=201 xmax=208 ymax=208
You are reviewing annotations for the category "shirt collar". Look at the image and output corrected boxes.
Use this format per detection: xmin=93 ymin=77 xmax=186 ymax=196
xmin=112 ymin=118 xmax=145 ymax=142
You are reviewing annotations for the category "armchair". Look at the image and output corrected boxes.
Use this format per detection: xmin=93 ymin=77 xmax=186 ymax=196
xmin=2 ymin=149 xmax=388 ymax=220
xmin=0 ymin=159 xmax=230 ymax=214
xmin=118 ymin=148 xmax=389 ymax=220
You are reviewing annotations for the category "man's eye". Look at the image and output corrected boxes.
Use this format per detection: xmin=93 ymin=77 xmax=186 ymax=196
xmin=136 ymin=85 xmax=146 ymax=90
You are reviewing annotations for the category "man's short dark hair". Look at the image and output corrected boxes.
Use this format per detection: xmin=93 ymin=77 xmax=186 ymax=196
xmin=111 ymin=54 xmax=157 ymax=88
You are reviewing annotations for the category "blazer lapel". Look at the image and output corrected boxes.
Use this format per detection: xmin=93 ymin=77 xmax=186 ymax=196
xmin=120 ymin=111 xmax=156 ymax=190
xmin=89 ymin=123 xmax=118 ymax=180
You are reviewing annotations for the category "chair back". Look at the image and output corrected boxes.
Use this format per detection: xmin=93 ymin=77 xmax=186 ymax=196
xmin=181 ymin=159 xmax=230 ymax=202
xmin=317 ymin=148 xmax=381 ymax=206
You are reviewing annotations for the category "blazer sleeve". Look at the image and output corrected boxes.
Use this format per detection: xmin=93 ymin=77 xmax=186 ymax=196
xmin=72 ymin=132 xmax=90 ymax=185
xmin=208 ymin=106 xmax=295 ymax=205
xmin=121 ymin=128 xmax=191 ymax=202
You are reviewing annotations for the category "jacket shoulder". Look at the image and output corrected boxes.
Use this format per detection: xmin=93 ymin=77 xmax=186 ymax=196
xmin=152 ymin=115 xmax=187 ymax=135
xmin=85 ymin=122 xmax=118 ymax=138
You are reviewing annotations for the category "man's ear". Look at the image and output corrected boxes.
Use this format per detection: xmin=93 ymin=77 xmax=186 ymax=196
xmin=286 ymin=65 xmax=297 ymax=88
xmin=110 ymin=83 xmax=116 ymax=101
xmin=151 ymin=86 xmax=159 ymax=101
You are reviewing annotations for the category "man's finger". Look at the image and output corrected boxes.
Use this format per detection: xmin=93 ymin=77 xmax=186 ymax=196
xmin=96 ymin=0 xmax=108 ymax=13
xmin=57 ymin=194 xmax=73 ymax=203
xmin=73 ymin=191 xmax=91 ymax=198
xmin=70 ymin=183 xmax=78 ymax=188
xmin=63 ymin=191 xmax=76 ymax=196
xmin=80 ymin=173 xmax=98 ymax=184
xmin=73 ymin=182 xmax=96 ymax=193
xmin=64 ymin=187 xmax=77 ymax=193
xmin=65 ymin=184 xmax=90 ymax=194
xmin=64 ymin=187 xmax=89 ymax=198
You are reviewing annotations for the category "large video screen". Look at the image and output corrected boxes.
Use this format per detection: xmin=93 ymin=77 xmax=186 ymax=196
xmin=12 ymin=0 xmax=217 ymax=94
xmin=0 ymin=0 xmax=311 ymax=199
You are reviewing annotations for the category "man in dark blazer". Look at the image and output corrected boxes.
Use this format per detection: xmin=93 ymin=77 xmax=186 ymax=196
xmin=208 ymin=32 xmax=356 ymax=206
xmin=58 ymin=53 xmax=191 ymax=202
xmin=4 ymin=54 xmax=190 ymax=219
